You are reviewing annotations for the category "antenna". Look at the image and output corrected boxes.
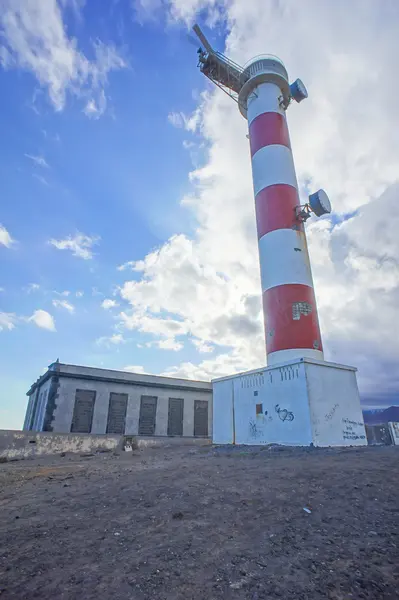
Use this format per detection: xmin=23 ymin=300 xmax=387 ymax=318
xmin=192 ymin=24 xmax=309 ymax=111
xmin=192 ymin=23 xmax=246 ymax=103
xmin=296 ymin=190 xmax=332 ymax=222
xmin=192 ymin=24 xmax=213 ymax=53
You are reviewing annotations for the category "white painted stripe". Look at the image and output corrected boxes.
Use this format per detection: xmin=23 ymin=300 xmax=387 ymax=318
xmin=252 ymin=145 xmax=297 ymax=197
xmin=247 ymin=82 xmax=284 ymax=125
xmin=267 ymin=348 xmax=324 ymax=366
xmin=258 ymin=229 xmax=314 ymax=291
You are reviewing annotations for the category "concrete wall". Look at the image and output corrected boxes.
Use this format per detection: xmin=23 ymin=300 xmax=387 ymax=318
xmin=213 ymin=363 xmax=313 ymax=446
xmin=213 ymin=379 xmax=234 ymax=444
xmin=306 ymin=362 xmax=367 ymax=446
xmin=39 ymin=375 xmax=212 ymax=438
xmin=24 ymin=377 xmax=53 ymax=431
xmin=212 ymin=359 xmax=367 ymax=447
xmin=0 ymin=430 xmax=121 ymax=461
xmin=388 ymin=422 xmax=399 ymax=445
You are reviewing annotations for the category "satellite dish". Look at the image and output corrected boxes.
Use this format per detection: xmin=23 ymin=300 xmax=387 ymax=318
xmin=308 ymin=189 xmax=331 ymax=217
xmin=290 ymin=78 xmax=308 ymax=103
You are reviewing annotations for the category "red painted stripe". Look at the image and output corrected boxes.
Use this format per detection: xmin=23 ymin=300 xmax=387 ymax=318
xmin=255 ymin=184 xmax=303 ymax=238
xmin=263 ymin=284 xmax=323 ymax=355
xmin=249 ymin=112 xmax=290 ymax=157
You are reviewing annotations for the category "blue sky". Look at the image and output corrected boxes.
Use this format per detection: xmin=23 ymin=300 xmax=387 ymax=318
xmin=1 ymin=0 xmax=399 ymax=429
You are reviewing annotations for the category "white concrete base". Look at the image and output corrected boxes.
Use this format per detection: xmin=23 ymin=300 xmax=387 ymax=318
xmin=212 ymin=358 xmax=367 ymax=447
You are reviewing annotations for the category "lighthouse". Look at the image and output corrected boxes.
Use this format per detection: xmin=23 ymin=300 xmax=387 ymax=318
xmin=238 ymin=56 xmax=325 ymax=365
xmin=192 ymin=27 xmax=367 ymax=447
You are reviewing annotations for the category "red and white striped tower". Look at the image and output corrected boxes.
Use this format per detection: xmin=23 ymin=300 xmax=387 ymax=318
xmin=238 ymin=56 xmax=324 ymax=366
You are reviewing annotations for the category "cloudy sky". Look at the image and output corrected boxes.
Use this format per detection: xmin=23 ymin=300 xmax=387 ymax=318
xmin=1 ymin=0 xmax=398 ymax=429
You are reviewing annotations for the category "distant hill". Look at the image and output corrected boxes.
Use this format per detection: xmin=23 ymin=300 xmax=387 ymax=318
xmin=363 ymin=405 xmax=399 ymax=425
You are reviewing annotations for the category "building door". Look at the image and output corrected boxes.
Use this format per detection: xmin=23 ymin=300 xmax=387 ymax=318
xmin=167 ymin=398 xmax=184 ymax=436
xmin=138 ymin=396 xmax=157 ymax=435
xmin=106 ymin=392 xmax=128 ymax=434
xmin=71 ymin=390 xmax=96 ymax=433
xmin=194 ymin=400 xmax=208 ymax=437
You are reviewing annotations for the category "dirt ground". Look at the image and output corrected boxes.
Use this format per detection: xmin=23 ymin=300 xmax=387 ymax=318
xmin=0 ymin=444 xmax=398 ymax=600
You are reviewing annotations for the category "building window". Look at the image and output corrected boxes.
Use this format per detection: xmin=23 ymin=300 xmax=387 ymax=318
xmin=106 ymin=392 xmax=128 ymax=434
xmin=194 ymin=400 xmax=208 ymax=437
xmin=70 ymin=390 xmax=96 ymax=433
xmin=256 ymin=403 xmax=263 ymax=415
xmin=167 ymin=398 xmax=184 ymax=436
xmin=138 ymin=396 xmax=157 ymax=435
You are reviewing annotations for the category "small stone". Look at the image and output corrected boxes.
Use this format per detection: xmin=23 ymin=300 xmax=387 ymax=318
xmin=172 ymin=512 xmax=184 ymax=520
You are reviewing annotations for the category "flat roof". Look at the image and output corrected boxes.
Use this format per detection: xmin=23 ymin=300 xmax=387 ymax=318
xmin=211 ymin=357 xmax=357 ymax=383
xmin=27 ymin=362 xmax=212 ymax=396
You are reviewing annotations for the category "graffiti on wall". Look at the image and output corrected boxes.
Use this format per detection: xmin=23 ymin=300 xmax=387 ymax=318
xmin=275 ymin=404 xmax=294 ymax=422
xmin=325 ymin=403 xmax=339 ymax=422
xmin=249 ymin=418 xmax=264 ymax=439
xmin=342 ymin=417 xmax=366 ymax=441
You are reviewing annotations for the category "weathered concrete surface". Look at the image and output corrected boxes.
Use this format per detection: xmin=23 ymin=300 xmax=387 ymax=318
xmin=213 ymin=359 xmax=366 ymax=447
xmin=0 ymin=445 xmax=398 ymax=599
xmin=25 ymin=362 xmax=213 ymax=436
xmin=0 ymin=430 xmax=121 ymax=460
xmin=0 ymin=431 xmax=212 ymax=461
xmin=135 ymin=435 xmax=211 ymax=448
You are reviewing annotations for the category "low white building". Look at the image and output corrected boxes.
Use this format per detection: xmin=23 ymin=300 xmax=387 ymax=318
xmin=24 ymin=361 xmax=212 ymax=439
xmin=213 ymin=358 xmax=367 ymax=447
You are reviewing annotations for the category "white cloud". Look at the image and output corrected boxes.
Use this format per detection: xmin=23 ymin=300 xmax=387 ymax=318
xmin=0 ymin=1 xmax=126 ymax=115
xmin=147 ymin=338 xmax=184 ymax=351
xmin=53 ymin=290 xmax=70 ymax=297
xmin=83 ymin=89 xmax=107 ymax=119
xmin=118 ymin=0 xmax=399 ymax=401
xmin=119 ymin=308 xmax=190 ymax=351
xmin=25 ymin=153 xmax=49 ymax=168
xmin=96 ymin=333 xmax=125 ymax=346
xmin=168 ymin=111 xmax=186 ymax=128
xmin=0 ymin=224 xmax=15 ymax=248
xmin=28 ymin=309 xmax=56 ymax=331
xmin=158 ymin=338 xmax=183 ymax=351
xmin=49 ymin=232 xmax=100 ymax=260
xmin=75 ymin=290 xmax=84 ymax=297
xmin=167 ymin=108 xmax=201 ymax=132
xmin=123 ymin=365 xmax=148 ymax=374
xmin=52 ymin=298 xmax=75 ymax=313
xmin=0 ymin=312 xmax=17 ymax=331
xmin=192 ymin=338 xmax=214 ymax=353
xmin=117 ymin=261 xmax=136 ymax=271
xmin=101 ymin=298 xmax=118 ymax=310
xmin=33 ymin=173 xmax=49 ymax=186
xmin=134 ymin=0 xmax=223 ymax=25
xmin=26 ymin=283 xmax=40 ymax=293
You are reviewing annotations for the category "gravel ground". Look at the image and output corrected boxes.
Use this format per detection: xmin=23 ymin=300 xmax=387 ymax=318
xmin=0 ymin=444 xmax=398 ymax=599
